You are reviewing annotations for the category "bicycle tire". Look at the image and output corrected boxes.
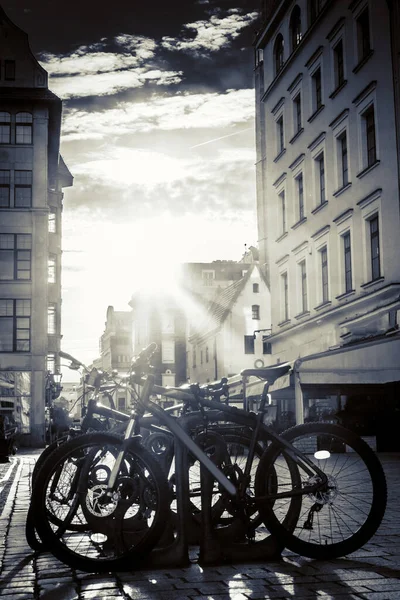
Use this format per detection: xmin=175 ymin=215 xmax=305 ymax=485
xmin=31 ymin=432 xmax=170 ymax=572
xmin=256 ymin=422 xmax=387 ymax=559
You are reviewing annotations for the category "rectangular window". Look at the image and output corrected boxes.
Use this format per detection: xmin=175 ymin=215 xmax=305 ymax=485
xmin=357 ymin=8 xmax=371 ymax=61
xmin=279 ymin=190 xmax=286 ymax=234
xmin=339 ymin=132 xmax=349 ymax=186
xmin=0 ymin=233 xmax=31 ymax=280
xmin=296 ymin=173 xmax=304 ymax=220
xmin=262 ymin=338 xmax=272 ymax=354
xmin=0 ymin=299 xmax=31 ymax=352
xmin=364 ymin=106 xmax=376 ymax=167
xmin=0 ymin=170 xmax=10 ymax=207
xmin=48 ymin=255 xmax=56 ymax=283
xmin=369 ymin=215 xmax=381 ymax=280
xmin=281 ymin=271 xmax=289 ymax=322
xmin=299 ymin=260 xmax=308 ymax=313
xmin=294 ymin=93 xmax=302 ymax=133
xmin=343 ymin=232 xmax=352 ymax=292
xmin=48 ymin=209 xmax=57 ymax=233
xmin=312 ymin=67 xmax=322 ymax=111
xmin=118 ymin=397 xmax=126 ymax=412
xmin=317 ymin=153 xmax=326 ymax=204
xmin=277 ymin=116 xmax=284 ymax=153
xmin=47 ymin=353 xmax=56 ymax=373
xmin=320 ymin=247 xmax=329 ymax=303
xmin=252 ymin=305 xmax=260 ymax=320
xmin=4 ymin=60 xmax=15 ymax=81
xmin=244 ymin=335 xmax=255 ymax=354
xmin=252 ymin=283 xmax=259 ymax=293
xmin=334 ymin=39 xmax=344 ymax=88
xmin=15 ymin=170 xmax=32 ymax=208
xmin=48 ymin=303 xmax=56 ymax=335
xmin=16 ymin=123 xmax=32 ymax=144
xmin=0 ymin=112 xmax=11 ymax=144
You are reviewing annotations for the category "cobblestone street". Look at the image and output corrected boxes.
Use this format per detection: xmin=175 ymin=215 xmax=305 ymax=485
xmin=0 ymin=451 xmax=399 ymax=599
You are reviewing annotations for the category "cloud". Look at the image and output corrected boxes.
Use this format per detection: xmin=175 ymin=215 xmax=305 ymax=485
xmin=161 ymin=10 xmax=258 ymax=56
xmin=39 ymin=35 xmax=182 ymax=99
xmin=61 ymin=88 xmax=255 ymax=141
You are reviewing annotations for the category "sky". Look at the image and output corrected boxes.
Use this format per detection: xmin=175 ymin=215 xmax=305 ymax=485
xmin=8 ymin=0 xmax=261 ymax=372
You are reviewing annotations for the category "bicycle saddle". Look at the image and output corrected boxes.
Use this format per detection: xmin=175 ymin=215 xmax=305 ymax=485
xmin=240 ymin=362 xmax=291 ymax=383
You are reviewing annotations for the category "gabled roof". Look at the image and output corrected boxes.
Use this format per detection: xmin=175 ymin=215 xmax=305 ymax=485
xmin=190 ymin=264 xmax=265 ymax=341
xmin=0 ymin=87 xmax=60 ymax=101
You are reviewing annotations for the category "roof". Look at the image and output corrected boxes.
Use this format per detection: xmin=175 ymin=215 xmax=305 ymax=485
xmin=190 ymin=264 xmax=258 ymax=340
xmin=0 ymin=87 xmax=60 ymax=102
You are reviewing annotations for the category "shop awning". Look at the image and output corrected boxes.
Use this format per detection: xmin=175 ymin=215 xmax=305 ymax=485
xmin=297 ymin=335 xmax=400 ymax=386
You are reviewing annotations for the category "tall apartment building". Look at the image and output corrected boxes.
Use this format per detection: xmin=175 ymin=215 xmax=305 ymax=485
xmin=254 ymin=0 xmax=400 ymax=445
xmin=100 ymin=306 xmax=132 ymax=374
xmin=0 ymin=8 xmax=72 ymax=446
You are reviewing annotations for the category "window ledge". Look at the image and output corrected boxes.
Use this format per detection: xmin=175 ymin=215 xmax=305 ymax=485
xmin=291 ymin=217 xmax=307 ymax=230
xmin=329 ymin=80 xmax=348 ymax=99
xmin=289 ymin=128 xmax=304 ymax=145
xmin=353 ymin=49 xmax=374 ymax=74
xmin=294 ymin=311 xmax=310 ymax=320
xmin=357 ymin=160 xmax=380 ymax=179
xmin=333 ymin=182 xmax=352 ymax=198
xmin=335 ymin=290 xmax=356 ymax=300
xmin=275 ymin=231 xmax=288 ymax=243
xmin=360 ymin=277 xmax=384 ymax=290
xmin=307 ymin=104 xmax=325 ymax=123
xmin=274 ymin=148 xmax=286 ymax=163
xmin=277 ymin=319 xmax=291 ymax=327
xmin=311 ymin=200 xmax=328 ymax=215
xmin=314 ymin=300 xmax=332 ymax=311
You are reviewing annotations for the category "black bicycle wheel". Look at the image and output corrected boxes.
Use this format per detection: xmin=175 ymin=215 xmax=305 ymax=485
xmin=31 ymin=432 xmax=170 ymax=572
xmin=256 ymin=423 xmax=387 ymax=559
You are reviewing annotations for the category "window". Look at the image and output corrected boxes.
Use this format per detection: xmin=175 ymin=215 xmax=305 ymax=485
xmin=0 ymin=170 xmax=10 ymax=207
xmin=293 ymin=93 xmax=302 ymax=133
xmin=262 ymin=338 xmax=272 ymax=354
xmin=290 ymin=6 xmax=302 ymax=51
xmin=205 ymin=346 xmax=209 ymax=363
xmin=296 ymin=173 xmax=304 ymax=220
xmin=48 ymin=255 xmax=56 ymax=283
xmin=338 ymin=132 xmax=349 ymax=186
xmin=118 ymin=397 xmax=126 ymax=412
xmin=15 ymin=170 xmax=32 ymax=207
xmin=46 ymin=353 xmax=55 ymax=373
xmin=4 ymin=60 xmax=15 ymax=81
xmin=192 ymin=349 xmax=196 ymax=368
xmin=16 ymin=112 xmax=33 ymax=144
xmin=274 ymin=34 xmax=284 ymax=76
xmin=308 ymin=0 xmax=322 ymax=25
xmin=299 ymin=260 xmax=308 ymax=313
xmin=253 ymin=283 xmax=259 ymax=293
xmin=281 ymin=272 xmax=289 ymax=322
xmin=357 ymin=7 xmax=371 ymax=61
xmin=0 ymin=234 xmax=31 ymax=280
xmin=0 ymin=112 xmax=11 ymax=144
xmin=277 ymin=115 xmax=284 ymax=153
xmin=333 ymin=39 xmax=344 ymax=88
xmin=252 ymin=305 xmax=260 ymax=320
xmin=343 ymin=232 xmax=353 ymax=292
xmin=0 ymin=299 xmax=31 ymax=352
xmin=48 ymin=304 xmax=56 ymax=335
xmin=279 ymin=190 xmax=286 ymax=234
xmin=200 ymin=349 xmax=203 ymax=365
xmin=369 ymin=215 xmax=381 ymax=280
xmin=48 ymin=209 xmax=57 ymax=233
xmin=244 ymin=335 xmax=255 ymax=354
xmin=316 ymin=153 xmax=326 ymax=204
xmin=202 ymin=270 xmax=215 ymax=286
xmin=320 ymin=246 xmax=329 ymax=303
xmin=363 ymin=106 xmax=377 ymax=167
xmin=312 ymin=67 xmax=322 ymax=111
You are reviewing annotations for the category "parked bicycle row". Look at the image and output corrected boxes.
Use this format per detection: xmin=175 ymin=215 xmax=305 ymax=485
xmin=26 ymin=344 xmax=387 ymax=573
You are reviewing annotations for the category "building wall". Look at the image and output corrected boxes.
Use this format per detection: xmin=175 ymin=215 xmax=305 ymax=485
xmin=255 ymin=0 xmax=400 ymax=369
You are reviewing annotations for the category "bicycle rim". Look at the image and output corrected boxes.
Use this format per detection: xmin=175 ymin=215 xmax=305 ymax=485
xmin=257 ymin=423 xmax=387 ymax=559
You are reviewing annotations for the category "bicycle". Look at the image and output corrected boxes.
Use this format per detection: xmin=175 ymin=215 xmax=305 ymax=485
xmin=30 ymin=343 xmax=387 ymax=572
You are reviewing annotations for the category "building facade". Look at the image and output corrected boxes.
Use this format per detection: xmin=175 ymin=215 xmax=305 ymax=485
xmin=0 ymin=8 xmax=72 ymax=446
xmin=254 ymin=0 xmax=400 ymax=448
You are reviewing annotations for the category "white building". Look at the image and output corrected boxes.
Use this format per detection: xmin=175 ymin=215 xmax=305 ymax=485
xmin=0 ymin=7 xmax=72 ymax=445
xmin=254 ymin=0 xmax=400 ymax=448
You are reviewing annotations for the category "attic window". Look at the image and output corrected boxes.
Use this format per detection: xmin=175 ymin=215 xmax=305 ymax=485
xmin=253 ymin=283 xmax=259 ymax=293
xmin=252 ymin=305 xmax=260 ymax=320
xmin=4 ymin=60 xmax=15 ymax=81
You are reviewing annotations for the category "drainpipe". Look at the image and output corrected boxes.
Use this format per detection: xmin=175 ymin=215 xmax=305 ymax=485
xmin=294 ymin=358 xmax=304 ymax=424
